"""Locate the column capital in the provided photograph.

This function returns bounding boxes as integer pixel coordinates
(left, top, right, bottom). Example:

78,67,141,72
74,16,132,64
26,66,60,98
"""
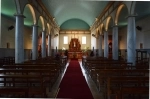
125,14,138,19
14,13,26,18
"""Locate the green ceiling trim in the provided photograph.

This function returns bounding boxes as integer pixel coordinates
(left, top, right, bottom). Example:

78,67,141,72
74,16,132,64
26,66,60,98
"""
60,19,90,30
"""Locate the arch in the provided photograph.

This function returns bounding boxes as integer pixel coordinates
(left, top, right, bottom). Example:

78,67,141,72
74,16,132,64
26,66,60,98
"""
105,16,112,31
23,4,36,25
98,26,101,35
100,23,104,35
98,25,102,35
115,4,127,25
38,16,45,31
47,23,51,34
22,4,37,26
95,28,99,37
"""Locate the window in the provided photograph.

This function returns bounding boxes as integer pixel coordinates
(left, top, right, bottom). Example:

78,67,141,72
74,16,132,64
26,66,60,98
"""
82,36,86,44
64,36,68,44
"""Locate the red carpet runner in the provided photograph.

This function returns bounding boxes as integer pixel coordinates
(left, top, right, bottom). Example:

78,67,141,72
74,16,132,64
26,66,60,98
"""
57,59,94,99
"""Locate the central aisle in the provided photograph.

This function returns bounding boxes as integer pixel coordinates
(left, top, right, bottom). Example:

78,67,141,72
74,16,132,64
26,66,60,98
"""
57,59,94,99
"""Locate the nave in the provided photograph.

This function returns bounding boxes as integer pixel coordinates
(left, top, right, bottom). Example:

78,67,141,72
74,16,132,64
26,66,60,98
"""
0,55,148,99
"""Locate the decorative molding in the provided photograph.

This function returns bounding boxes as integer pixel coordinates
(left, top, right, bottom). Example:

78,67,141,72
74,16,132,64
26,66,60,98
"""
59,30,91,34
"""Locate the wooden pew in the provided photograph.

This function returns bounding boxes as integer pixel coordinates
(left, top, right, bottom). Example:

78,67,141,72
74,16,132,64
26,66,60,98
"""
0,74,46,97
0,68,59,90
2,63,64,89
3,63,63,73
106,76,149,99
93,69,149,92
19,61,66,72
85,62,133,75
2,65,60,77
82,56,149,99
82,56,107,67
0,87,29,98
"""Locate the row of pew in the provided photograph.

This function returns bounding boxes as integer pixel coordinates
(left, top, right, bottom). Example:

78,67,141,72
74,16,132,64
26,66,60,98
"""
0,56,67,98
0,57,15,66
82,56,149,99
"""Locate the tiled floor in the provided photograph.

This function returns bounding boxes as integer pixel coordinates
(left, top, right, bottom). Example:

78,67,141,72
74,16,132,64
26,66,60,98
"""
47,59,103,99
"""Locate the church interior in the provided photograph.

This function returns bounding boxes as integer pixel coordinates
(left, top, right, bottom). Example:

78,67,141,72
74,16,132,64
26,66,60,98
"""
0,0,149,98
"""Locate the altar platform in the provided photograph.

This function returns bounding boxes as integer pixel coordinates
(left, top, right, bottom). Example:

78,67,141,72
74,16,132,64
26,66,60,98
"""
68,51,82,59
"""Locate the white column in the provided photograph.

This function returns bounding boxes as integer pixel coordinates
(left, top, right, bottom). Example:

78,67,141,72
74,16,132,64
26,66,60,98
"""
104,31,108,58
99,35,103,57
48,34,51,56
42,31,46,58
112,26,118,60
127,15,136,65
15,14,25,63
32,25,38,60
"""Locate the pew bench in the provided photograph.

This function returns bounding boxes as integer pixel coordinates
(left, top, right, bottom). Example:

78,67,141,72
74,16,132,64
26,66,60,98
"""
0,87,29,98
0,68,60,92
95,69,149,92
0,74,47,98
105,76,149,99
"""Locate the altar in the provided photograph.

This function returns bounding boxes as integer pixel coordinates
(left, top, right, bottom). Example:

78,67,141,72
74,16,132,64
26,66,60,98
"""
68,38,82,59
68,51,82,59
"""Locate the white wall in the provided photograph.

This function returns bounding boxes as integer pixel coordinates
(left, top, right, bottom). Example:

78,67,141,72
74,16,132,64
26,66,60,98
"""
0,16,32,59
136,16,150,49
53,30,59,50
1,15,32,49
91,30,97,50
24,27,32,49
1,16,15,48
119,27,127,49
119,16,150,50
91,35,97,50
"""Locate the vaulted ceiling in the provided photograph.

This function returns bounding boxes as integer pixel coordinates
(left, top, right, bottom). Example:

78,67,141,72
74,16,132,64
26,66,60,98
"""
1,0,150,31
42,0,108,30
